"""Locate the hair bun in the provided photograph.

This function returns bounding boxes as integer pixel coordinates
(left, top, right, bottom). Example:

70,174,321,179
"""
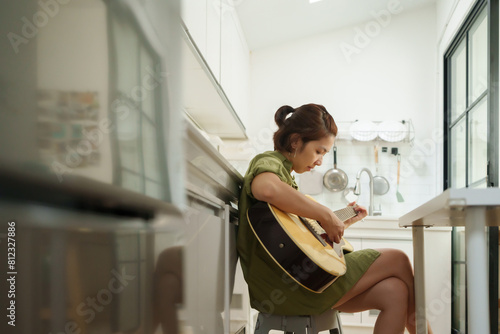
275,105,295,127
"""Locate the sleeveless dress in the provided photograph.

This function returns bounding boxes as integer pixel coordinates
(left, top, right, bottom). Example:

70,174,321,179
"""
237,150,380,315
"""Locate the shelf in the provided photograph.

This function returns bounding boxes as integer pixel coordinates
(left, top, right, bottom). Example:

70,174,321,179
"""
336,119,415,144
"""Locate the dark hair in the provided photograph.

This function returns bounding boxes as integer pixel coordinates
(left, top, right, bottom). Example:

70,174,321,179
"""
273,103,337,153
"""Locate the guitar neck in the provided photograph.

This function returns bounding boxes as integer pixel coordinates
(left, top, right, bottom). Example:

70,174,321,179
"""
333,206,357,222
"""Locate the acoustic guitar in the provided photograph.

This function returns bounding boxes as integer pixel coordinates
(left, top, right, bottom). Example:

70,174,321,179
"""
247,196,357,293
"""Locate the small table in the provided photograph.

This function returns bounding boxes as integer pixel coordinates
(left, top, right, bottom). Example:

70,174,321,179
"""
399,188,500,334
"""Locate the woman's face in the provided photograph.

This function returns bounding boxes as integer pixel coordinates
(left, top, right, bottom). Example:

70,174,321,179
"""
291,135,335,173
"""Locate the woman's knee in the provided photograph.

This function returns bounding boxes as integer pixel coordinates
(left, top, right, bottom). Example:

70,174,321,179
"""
380,248,412,273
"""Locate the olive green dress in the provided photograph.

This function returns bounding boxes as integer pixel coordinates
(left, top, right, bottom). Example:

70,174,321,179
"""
237,150,380,315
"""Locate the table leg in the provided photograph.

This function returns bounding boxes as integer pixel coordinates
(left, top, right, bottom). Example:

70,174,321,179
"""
465,207,490,334
413,226,427,334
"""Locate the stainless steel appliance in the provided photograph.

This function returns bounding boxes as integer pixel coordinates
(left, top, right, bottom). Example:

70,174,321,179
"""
0,0,187,333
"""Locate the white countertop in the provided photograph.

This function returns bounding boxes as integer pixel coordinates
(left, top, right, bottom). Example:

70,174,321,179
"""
398,187,500,334
399,188,500,227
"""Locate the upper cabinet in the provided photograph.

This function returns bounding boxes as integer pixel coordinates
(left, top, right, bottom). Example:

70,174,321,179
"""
206,0,221,81
181,0,249,139
220,7,250,127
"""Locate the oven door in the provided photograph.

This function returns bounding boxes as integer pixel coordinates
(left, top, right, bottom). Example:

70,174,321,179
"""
1,199,185,334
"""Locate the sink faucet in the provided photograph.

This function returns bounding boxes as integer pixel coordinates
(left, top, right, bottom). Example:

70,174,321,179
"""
353,168,374,216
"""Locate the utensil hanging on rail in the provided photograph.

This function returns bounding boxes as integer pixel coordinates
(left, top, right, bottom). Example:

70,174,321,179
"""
323,145,348,192
396,154,404,202
373,145,390,195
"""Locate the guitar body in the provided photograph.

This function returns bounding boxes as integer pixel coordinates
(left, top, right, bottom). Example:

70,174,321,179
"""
247,199,355,293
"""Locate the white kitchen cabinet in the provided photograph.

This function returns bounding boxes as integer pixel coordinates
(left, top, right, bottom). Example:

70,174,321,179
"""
180,0,207,57
340,217,451,334
340,218,414,333
182,122,242,333
221,9,250,125
206,0,222,81
180,0,250,133
183,202,228,333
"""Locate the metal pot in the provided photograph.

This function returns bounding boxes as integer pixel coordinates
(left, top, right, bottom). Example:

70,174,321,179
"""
373,176,390,195
323,146,348,192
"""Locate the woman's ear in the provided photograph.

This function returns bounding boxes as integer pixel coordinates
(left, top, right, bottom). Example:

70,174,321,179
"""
289,133,302,150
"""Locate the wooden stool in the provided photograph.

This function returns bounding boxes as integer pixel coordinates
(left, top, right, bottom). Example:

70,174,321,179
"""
254,309,342,334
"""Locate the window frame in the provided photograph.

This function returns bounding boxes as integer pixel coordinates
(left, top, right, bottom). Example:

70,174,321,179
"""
443,0,499,332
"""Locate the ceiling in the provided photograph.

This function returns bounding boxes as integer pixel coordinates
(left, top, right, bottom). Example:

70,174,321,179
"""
234,0,436,50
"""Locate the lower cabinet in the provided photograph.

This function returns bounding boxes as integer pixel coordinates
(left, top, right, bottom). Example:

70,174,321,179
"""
340,217,451,334
339,231,413,333
182,191,239,334
183,198,226,333
182,123,242,333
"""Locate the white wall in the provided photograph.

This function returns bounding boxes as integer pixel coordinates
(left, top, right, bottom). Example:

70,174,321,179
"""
242,4,439,217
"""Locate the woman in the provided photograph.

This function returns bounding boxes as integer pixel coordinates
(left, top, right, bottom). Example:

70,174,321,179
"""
237,104,431,334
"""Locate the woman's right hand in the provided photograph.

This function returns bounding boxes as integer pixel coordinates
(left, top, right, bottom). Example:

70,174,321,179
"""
321,210,345,244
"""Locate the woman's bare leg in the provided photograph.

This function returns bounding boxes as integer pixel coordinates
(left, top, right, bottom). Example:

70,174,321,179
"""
335,277,408,334
332,248,433,334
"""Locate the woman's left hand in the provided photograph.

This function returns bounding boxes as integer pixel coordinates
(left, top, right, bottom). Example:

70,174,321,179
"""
343,202,367,227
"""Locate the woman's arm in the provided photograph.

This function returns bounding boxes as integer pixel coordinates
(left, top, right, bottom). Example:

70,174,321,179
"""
251,172,345,243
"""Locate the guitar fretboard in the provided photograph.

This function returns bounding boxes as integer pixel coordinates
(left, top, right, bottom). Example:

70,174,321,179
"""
333,206,357,222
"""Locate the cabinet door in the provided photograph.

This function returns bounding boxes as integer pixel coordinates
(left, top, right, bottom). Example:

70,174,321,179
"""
184,200,226,333
205,0,221,81
181,0,207,56
339,238,413,328
220,9,250,123
220,10,236,109
359,239,413,327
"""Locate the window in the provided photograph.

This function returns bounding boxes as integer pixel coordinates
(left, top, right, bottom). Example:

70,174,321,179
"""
444,0,499,332
445,5,488,189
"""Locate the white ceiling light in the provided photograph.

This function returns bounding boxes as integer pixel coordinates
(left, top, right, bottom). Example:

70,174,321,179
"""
309,0,324,3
